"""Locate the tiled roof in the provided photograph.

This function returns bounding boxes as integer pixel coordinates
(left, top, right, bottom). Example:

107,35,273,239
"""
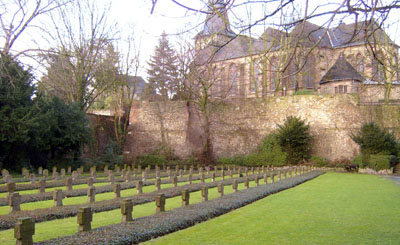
319,54,364,84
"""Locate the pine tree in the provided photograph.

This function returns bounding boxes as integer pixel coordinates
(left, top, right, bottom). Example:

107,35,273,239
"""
147,32,179,99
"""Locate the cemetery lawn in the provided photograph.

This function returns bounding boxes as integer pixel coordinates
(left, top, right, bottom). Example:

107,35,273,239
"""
146,172,400,244
0,177,256,244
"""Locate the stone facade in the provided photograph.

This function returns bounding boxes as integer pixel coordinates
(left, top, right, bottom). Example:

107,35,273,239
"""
124,96,400,162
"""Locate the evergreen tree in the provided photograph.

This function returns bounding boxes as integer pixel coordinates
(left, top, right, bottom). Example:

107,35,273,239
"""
147,32,179,99
0,54,92,170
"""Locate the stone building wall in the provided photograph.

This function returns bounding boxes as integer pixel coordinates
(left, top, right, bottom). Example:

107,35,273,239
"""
123,95,400,162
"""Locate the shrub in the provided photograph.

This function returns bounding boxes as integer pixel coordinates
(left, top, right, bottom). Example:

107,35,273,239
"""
352,155,364,168
136,153,167,167
310,156,329,167
367,154,396,171
293,89,317,95
351,122,397,156
275,116,312,164
218,155,246,166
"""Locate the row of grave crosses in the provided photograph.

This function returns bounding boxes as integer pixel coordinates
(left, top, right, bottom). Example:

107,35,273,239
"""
6,166,314,216
12,165,315,245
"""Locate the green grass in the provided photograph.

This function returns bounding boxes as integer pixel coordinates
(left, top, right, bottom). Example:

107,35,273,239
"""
0,178,257,244
145,172,400,244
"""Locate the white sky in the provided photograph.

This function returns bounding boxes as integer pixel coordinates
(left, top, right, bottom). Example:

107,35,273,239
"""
5,0,400,80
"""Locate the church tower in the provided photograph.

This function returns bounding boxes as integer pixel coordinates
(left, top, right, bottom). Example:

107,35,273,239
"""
195,0,235,50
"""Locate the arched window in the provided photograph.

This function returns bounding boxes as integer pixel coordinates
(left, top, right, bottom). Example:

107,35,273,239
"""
229,64,238,96
356,53,364,74
304,55,314,88
372,56,385,82
210,66,218,97
270,57,278,91
251,61,262,93
394,54,399,81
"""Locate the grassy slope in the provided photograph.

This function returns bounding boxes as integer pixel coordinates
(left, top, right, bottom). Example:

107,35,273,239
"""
0,178,256,244
146,172,400,245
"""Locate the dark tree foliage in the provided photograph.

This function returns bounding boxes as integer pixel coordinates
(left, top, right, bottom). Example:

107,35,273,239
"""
351,122,397,155
0,55,92,171
0,55,36,169
276,116,312,165
147,32,180,99
32,96,93,167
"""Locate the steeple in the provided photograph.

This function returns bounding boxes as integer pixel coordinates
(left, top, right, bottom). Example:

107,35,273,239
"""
202,0,235,37
195,0,235,49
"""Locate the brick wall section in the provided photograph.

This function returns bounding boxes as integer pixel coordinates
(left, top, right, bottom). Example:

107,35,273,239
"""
122,95,400,161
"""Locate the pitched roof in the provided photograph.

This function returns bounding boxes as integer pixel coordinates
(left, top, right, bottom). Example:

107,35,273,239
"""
320,54,364,84
328,19,396,48
196,0,235,39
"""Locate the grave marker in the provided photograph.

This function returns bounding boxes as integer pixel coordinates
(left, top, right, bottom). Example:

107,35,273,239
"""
181,189,190,207
14,217,35,245
9,193,21,213
87,186,96,203
38,180,45,193
232,180,238,192
136,180,143,194
218,183,224,197
201,186,208,201
53,189,64,207
155,194,165,213
121,199,133,223
172,176,178,187
65,178,73,191
155,177,161,191
77,207,92,232
114,183,121,198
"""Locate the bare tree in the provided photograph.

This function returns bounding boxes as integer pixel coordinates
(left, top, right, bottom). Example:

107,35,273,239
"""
0,0,72,56
39,0,117,110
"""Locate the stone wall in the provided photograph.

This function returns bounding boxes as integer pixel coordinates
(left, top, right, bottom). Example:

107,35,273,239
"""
123,95,400,162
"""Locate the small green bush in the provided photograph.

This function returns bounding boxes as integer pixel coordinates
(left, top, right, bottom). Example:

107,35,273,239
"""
352,155,364,168
367,154,396,171
310,156,329,167
276,116,312,164
293,89,317,95
136,154,167,166
218,155,246,166
351,122,397,155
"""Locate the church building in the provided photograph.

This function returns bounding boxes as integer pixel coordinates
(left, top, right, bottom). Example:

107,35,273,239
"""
193,0,400,103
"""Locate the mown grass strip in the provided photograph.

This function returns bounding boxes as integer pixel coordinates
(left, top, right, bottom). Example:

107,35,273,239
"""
146,172,400,244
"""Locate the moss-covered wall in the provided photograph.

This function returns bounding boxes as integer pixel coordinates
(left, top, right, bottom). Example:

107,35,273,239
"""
123,95,400,161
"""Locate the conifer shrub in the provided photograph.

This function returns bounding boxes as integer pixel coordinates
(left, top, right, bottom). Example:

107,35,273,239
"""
310,156,330,167
368,154,397,171
275,116,312,164
351,122,397,156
